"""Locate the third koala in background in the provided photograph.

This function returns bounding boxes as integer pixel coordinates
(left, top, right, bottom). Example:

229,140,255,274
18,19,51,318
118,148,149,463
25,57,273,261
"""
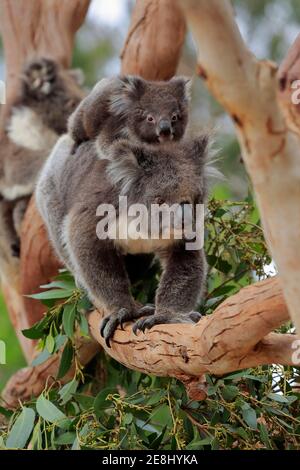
0,57,84,261
36,127,210,346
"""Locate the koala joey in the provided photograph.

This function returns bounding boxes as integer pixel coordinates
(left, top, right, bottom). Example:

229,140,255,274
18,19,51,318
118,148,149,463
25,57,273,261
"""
36,128,209,347
0,57,84,260
68,74,191,151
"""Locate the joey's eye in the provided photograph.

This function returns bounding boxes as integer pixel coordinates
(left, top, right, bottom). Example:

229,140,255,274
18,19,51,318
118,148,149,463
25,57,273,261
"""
147,114,155,123
171,113,178,122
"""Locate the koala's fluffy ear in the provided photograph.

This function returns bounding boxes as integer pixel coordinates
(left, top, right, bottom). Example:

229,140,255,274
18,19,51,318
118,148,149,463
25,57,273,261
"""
110,141,148,168
170,76,192,101
106,140,143,194
109,75,146,117
191,135,222,182
68,78,113,144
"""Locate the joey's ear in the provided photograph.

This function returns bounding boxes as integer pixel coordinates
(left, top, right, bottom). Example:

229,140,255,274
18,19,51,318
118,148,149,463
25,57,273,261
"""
113,141,152,170
109,75,146,117
170,76,192,101
190,134,222,182
106,141,143,194
119,75,146,100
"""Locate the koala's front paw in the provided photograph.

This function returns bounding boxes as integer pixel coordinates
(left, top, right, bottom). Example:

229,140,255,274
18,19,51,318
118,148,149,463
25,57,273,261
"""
132,310,202,335
23,58,57,98
100,304,155,347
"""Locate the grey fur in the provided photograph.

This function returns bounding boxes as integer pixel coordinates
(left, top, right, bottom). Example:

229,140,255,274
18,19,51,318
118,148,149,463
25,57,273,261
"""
36,131,209,347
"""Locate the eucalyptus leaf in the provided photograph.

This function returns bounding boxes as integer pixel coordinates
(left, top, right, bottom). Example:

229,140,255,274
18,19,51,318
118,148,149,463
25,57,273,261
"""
27,289,74,300
36,395,67,424
6,407,35,449
63,304,77,338
57,340,74,379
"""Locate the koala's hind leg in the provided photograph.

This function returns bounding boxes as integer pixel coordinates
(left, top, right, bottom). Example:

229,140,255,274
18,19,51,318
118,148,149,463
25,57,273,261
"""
133,245,206,334
65,208,154,347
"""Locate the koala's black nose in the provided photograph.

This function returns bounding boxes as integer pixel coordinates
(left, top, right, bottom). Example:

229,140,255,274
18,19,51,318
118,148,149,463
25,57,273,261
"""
158,119,171,136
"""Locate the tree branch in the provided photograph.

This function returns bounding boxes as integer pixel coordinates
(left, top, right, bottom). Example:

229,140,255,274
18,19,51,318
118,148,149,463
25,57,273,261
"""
88,276,295,400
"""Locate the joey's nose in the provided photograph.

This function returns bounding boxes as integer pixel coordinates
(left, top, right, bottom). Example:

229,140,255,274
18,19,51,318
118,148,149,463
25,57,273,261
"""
158,119,171,136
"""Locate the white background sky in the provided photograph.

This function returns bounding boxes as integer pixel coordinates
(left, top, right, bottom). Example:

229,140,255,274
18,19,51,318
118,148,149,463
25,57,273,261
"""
87,0,128,26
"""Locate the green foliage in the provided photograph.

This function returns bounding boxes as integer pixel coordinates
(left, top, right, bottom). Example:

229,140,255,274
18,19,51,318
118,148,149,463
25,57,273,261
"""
204,196,271,313
1,364,299,450
0,197,299,449
0,295,25,391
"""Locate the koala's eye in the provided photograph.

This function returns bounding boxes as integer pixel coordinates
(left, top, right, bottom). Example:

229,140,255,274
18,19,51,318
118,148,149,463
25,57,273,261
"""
171,113,178,122
147,114,155,123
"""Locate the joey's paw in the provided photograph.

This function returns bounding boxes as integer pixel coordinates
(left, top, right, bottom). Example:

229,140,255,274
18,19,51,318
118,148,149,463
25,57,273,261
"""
23,58,57,98
100,305,155,347
132,310,202,335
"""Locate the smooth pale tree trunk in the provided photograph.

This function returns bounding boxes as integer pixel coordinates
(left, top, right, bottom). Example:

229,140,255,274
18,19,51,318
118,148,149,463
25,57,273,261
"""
178,0,300,337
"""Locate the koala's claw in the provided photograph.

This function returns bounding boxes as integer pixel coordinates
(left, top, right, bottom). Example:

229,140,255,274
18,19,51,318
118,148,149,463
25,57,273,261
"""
132,310,202,335
189,311,202,323
100,305,155,347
